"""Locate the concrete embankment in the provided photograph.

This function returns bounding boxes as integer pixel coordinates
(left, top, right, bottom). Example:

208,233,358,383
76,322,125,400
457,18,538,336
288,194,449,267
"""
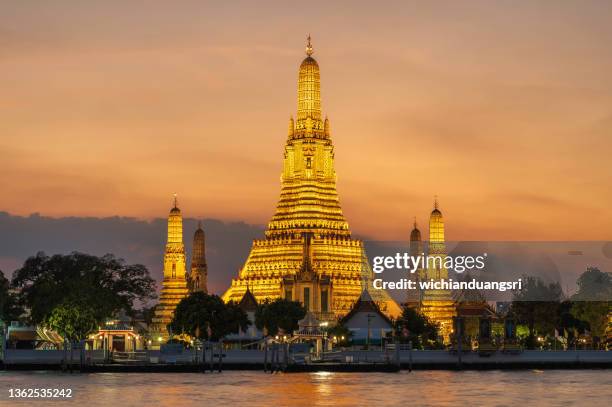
2,350,611,372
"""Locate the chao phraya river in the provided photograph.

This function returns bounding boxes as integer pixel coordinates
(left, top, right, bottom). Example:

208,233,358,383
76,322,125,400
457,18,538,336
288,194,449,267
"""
1,370,611,406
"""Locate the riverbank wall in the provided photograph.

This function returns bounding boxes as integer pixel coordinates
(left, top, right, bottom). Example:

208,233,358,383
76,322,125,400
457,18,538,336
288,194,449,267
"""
2,350,611,372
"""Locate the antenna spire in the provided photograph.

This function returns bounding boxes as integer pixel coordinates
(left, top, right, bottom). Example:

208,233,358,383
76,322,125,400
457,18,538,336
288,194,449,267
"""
434,195,439,210
173,193,178,209
306,34,313,56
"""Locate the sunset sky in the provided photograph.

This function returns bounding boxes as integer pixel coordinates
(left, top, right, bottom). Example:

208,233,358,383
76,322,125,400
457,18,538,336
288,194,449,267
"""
2,1,612,241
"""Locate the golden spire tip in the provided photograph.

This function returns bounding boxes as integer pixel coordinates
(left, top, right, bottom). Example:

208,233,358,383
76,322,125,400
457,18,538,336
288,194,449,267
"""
306,34,313,57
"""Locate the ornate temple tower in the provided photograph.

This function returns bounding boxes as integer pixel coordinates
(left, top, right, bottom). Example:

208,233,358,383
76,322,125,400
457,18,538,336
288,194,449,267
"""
222,37,401,320
151,196,190,340
420,198,456,341
190,221,208,293
405,219,423,308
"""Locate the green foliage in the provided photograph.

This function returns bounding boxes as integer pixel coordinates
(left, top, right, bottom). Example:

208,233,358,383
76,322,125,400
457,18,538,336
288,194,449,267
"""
170,292,250,341
570,268,611,344
491,321,505,338
255,298,306,336
558,300,587,332
394,307,440,349
510,276,563,349
516,324,529,339
46,299,98,342
572,267,612,301
12,252,157,326
571,302,609,339
0,270,23,323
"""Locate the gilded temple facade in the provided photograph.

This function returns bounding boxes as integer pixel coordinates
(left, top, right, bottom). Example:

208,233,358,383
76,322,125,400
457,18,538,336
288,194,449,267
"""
419,199,456,340
151,197,190,340
222,38,401,320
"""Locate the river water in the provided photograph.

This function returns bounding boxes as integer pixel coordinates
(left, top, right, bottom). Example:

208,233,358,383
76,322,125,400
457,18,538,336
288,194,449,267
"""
1,370,611,406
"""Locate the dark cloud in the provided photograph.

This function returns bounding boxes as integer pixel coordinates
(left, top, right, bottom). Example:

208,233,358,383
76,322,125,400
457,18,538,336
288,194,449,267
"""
2,212,610,303
0,212,264,297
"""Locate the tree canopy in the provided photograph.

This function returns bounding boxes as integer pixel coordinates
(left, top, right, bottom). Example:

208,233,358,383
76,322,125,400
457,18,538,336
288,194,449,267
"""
570,267,611,343
255,298,306,336
0,270,24,323
170,291,250,341
12,252,157,327
572,267,612,301
46,299,98,342
511,275,563,348
394,306,439,348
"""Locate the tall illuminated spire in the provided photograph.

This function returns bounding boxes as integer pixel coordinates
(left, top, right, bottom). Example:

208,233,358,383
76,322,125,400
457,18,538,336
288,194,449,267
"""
295,35,323,135
422,195,454,342
151,195,190,342
167,195,183,245
223,39,401,320
429,196,444,245
271,36,347,236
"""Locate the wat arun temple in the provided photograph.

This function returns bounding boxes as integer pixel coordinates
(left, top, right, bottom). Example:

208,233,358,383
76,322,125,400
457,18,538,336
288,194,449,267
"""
221,38,402,321
151,38,463,341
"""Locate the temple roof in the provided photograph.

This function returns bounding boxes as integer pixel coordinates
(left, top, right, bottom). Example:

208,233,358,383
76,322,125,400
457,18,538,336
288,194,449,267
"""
295,311,325,337
298,311,321,329
454,281,497,318
238,288,258,312
340,289,393,326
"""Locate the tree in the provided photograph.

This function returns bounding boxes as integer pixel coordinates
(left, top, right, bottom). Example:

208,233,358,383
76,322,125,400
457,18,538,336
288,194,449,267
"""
255,298,306,336
170,292,250,341
46,298,98,369
12,252,157,327
510,276,563,349
46,299,98,342
570,268,611,348
572,267,612,301
558,300,587,339
0,270,23,323
394,307,439,349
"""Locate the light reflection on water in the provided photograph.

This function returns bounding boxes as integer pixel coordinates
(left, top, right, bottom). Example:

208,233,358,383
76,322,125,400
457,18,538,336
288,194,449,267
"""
1,370,611,406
